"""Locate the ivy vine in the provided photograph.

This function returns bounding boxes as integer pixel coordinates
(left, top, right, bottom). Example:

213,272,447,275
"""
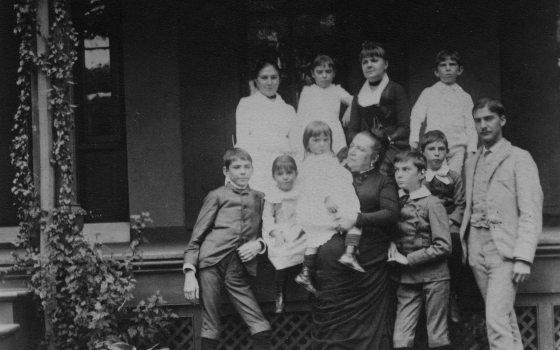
11,1,176,349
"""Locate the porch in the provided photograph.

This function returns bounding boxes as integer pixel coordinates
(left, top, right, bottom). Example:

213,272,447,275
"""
1,0,560,349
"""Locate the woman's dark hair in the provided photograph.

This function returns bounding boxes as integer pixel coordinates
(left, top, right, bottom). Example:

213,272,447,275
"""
359,41,388,63
252,58,281,80
473,97,506,117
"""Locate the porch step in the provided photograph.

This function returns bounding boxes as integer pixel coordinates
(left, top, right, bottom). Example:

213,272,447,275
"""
0,288,32,324
0,323,21,350
0,323,20,339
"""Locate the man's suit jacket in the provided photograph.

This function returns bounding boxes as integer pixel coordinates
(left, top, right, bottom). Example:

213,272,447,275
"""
459,139,543,264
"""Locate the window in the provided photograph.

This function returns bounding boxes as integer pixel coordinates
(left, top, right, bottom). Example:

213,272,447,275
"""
74,0,129,225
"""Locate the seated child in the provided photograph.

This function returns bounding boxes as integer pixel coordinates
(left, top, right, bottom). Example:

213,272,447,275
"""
409,49,477,174
421,130,466,323
295,121,364,295
183,148,271,350
262,155,306,313
389,150,451,350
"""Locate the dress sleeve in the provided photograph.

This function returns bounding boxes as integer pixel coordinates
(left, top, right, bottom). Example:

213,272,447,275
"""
336,85,353,106
356,176,399,229
235,97,253,150
183,190,221,267
261,199,277,246
347,96,361,141
409,89,429,147
387,83,410,142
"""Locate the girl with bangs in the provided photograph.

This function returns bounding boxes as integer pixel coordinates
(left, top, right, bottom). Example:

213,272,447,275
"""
294,121,365,294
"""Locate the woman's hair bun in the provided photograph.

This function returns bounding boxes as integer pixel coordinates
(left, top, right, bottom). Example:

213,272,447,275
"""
369,127,389,148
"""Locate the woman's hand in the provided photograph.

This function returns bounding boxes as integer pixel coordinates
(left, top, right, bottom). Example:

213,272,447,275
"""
183,270,199,304
237,240,262,262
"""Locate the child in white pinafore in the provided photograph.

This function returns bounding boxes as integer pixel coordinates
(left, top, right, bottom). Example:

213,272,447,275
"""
262,155,305,313
297,55,352,155
295,121,364,294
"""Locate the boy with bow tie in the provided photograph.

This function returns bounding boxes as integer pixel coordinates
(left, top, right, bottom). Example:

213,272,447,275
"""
421,130,466,323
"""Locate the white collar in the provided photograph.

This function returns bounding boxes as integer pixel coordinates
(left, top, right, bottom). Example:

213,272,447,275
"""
399,185,431,200
434,81,463,93
425,161,451,184
357,74,389,107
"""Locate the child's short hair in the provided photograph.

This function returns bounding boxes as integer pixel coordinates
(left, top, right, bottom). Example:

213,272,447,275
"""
252,58,281,80
272,155,298,176
311,55,335,70
420,130,449,152
223,148,252,169
302,121,333,155
473,97,506,117
394,150,427,172
359,41,387,63
434,49,462,68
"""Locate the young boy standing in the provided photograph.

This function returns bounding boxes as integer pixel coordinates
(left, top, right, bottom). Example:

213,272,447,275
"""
421,130,466,323
389,150,452,350
409,50,477,174
183,148,271,350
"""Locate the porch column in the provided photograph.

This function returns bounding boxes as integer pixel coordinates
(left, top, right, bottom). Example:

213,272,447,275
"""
31,0,54,252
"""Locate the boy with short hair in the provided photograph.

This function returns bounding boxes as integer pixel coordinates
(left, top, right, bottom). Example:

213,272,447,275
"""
389,150,452,350
409,49,477,174
183,148,271,350
421,130,466,323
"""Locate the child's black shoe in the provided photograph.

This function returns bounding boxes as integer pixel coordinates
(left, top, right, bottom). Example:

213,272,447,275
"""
274,281,285,313
338,246,366,273
295,266,317,294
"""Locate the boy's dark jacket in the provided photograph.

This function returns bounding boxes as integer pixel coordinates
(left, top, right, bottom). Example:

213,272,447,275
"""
184,184,265,276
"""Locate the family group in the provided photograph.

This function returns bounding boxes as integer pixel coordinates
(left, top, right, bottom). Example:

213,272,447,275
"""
183,42,543,350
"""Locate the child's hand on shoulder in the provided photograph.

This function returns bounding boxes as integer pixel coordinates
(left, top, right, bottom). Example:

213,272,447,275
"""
237,240,263,262
387,244,409,266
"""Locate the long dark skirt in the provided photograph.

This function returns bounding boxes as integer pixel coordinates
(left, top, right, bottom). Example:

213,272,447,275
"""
312,234,393,350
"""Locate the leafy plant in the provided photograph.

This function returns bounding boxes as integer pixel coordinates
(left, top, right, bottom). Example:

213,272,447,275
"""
11,1,177,349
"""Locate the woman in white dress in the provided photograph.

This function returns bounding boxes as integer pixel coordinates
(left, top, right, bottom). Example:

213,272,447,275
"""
235,59,299,193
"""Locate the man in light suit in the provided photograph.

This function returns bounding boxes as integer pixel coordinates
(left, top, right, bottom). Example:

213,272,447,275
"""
459,98,542,350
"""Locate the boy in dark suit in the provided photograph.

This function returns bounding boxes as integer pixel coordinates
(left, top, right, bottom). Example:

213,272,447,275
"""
183,148,271,350
389,150,452,350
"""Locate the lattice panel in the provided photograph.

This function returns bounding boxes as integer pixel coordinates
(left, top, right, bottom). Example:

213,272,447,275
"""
554,306,560,350
516,306,537,350
219,311,313,350
165,316,194,350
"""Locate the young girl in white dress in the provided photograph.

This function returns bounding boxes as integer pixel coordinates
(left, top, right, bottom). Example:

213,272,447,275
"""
295,121,365,294
262,155,305,313
297,55,352,155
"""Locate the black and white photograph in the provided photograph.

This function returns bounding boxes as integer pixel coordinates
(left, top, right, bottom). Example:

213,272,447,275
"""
0,0,559,349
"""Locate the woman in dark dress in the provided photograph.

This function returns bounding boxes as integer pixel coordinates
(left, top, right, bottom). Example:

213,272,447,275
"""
347,42,410,176
312,130,399,350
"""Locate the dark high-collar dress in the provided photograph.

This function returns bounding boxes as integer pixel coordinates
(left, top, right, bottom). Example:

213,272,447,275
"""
347,80,410,176
312,168,399,350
